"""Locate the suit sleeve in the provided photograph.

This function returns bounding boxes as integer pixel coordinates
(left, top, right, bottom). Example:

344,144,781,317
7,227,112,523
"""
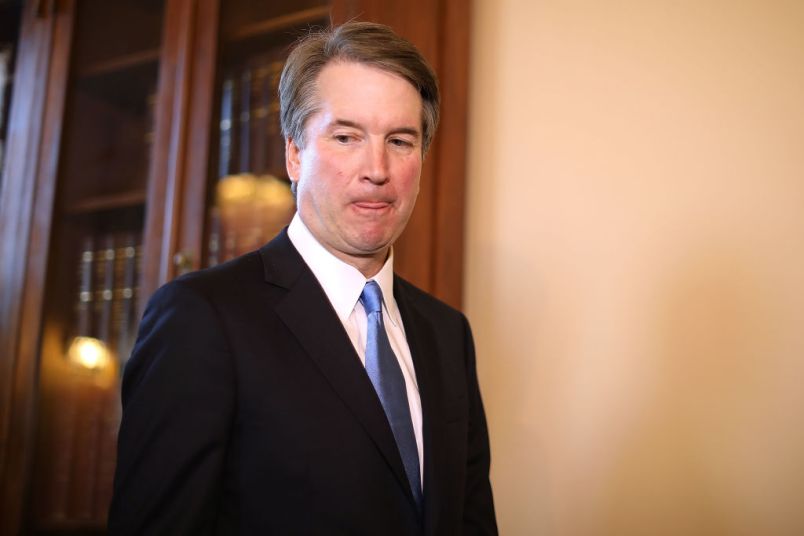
461,315,499,535
108,280,235,535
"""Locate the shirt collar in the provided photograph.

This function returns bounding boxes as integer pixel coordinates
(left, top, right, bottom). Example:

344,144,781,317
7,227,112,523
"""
287,213,401,327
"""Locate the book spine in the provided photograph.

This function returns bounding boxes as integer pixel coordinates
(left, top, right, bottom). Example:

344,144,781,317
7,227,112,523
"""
238,67,252,173
206,206,221,268
76,236,94,337
218,74,235,178
250,61,272,176
110,235,125,358
96,234,116,344
133,241,143,330
116,232,138,365
267,57,286,178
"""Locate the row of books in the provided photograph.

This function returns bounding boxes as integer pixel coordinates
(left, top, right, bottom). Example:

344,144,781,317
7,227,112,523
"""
210,45,298,267
35,231,144,524
74,231,143,364
218,49,287,179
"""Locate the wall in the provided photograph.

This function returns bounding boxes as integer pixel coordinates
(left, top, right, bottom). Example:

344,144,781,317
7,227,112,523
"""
464,1,804,534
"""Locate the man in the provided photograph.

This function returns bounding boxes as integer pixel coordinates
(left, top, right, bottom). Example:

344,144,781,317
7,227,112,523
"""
109,22,496,535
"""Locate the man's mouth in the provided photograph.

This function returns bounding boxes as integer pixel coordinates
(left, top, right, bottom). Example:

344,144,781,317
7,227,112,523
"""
353,201,392,210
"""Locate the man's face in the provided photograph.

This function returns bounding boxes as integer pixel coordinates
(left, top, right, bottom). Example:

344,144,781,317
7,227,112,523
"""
286,61,423,274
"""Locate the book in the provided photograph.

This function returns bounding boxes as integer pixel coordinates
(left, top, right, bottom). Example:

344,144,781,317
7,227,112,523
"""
238,68,252,173
95,234,115,344
249,61,272,176
266,57,286,177
245,49,287,178
76,236,95,337
206,206,221,267
115,232,139,364
218,73,237,178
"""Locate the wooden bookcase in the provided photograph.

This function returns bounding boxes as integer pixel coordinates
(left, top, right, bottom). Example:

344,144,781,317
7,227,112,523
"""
0,0,470,534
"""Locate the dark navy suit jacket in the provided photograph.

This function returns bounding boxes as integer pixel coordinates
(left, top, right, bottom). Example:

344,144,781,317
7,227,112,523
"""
109,229,496,535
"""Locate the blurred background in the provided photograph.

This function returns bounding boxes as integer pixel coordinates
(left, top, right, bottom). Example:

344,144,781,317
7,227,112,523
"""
1,0,803,534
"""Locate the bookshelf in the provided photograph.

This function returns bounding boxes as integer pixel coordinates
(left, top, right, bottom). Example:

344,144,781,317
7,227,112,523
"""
203,2,330,266
29,0,163,531
0,0,470,534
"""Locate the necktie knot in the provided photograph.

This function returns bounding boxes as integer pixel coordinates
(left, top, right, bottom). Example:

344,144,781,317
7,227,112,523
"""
360,280,384,315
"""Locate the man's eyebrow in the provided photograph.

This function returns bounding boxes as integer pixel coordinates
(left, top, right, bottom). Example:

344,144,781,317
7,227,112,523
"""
388,127,421,139
330,118,362,130
329,119,421,138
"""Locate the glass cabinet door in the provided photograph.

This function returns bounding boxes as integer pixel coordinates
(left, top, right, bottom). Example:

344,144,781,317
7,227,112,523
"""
31,1,165,532
202,0,330,267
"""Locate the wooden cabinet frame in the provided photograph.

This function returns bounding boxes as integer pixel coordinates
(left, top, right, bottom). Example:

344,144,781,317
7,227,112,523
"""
0,2,75,533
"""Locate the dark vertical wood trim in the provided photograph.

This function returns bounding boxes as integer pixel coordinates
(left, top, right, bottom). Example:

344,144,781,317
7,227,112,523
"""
432,0,470,310
176,0,220,271
141,0,197,306
0,1,74,533
158,0,196,285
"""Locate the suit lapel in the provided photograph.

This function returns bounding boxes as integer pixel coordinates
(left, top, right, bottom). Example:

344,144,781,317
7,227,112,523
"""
394,278,445,535
259,232,417,510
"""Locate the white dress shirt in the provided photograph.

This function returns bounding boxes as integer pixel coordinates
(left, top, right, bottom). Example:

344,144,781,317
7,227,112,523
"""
287,214,423,484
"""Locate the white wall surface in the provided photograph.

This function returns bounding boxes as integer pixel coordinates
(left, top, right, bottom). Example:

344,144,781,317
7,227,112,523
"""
464,1,804,534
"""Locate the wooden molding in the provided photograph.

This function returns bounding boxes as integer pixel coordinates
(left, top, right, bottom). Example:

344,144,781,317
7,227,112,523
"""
0,2,75,533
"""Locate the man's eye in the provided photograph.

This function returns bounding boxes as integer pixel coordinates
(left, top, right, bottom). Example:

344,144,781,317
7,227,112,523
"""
334,134,353,143
389,138,413,148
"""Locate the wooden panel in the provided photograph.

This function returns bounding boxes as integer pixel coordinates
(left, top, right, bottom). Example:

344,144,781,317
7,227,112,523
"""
432,0,470,309
174,0,219,275
0,1,75,533
140,0,195,305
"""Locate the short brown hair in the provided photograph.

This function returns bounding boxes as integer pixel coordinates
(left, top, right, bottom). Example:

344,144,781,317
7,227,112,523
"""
279,21,440,154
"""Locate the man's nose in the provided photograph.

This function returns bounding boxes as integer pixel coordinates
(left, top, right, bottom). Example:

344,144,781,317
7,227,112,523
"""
363,139,390,184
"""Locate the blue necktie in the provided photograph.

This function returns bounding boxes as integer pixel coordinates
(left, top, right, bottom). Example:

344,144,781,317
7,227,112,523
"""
360,281,422,510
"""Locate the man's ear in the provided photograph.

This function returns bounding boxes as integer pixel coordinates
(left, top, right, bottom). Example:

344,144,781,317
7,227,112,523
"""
286,137,301,186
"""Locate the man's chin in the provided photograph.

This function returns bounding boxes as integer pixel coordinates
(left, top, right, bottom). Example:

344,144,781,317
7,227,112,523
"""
348,243,392,259
345,229,398,253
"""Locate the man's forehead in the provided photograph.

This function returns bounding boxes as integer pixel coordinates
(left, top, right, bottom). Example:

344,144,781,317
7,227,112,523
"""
307,61,423,132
